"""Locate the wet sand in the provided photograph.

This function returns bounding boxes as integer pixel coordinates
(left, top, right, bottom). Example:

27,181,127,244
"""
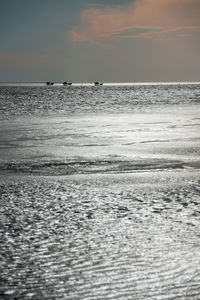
1,171,200,299
1,84,200,299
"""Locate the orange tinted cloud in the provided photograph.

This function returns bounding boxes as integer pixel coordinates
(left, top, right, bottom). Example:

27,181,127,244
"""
69,0,200,45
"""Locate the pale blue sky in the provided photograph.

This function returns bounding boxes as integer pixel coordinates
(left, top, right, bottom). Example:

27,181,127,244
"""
0,0,199,82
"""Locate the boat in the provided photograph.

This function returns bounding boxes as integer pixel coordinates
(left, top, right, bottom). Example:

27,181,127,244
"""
94,82,103,86
63,82,72,86
46,82,54,86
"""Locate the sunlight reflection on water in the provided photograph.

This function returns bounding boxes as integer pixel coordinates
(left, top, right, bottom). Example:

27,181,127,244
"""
0,84,200,299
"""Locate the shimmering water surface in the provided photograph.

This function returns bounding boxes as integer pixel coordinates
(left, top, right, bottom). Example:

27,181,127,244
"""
0,83,200,299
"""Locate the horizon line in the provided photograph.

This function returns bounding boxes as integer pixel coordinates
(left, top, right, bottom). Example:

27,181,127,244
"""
0,81,200,86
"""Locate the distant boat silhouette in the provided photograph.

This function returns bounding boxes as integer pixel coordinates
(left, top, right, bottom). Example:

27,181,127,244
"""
46,82,54,86
94,82,103,86
63,82,72,86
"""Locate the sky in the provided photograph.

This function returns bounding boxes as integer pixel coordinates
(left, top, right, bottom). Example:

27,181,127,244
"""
0,0,200,82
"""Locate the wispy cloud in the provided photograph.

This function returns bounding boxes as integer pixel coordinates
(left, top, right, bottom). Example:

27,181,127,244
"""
69,0,200,45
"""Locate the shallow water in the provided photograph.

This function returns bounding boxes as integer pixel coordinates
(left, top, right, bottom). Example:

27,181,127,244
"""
0,104,200,175
0,84,200,299
0,84,200,118
1,172,200,299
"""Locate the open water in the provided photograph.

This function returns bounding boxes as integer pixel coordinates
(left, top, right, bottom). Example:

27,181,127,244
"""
0,83,200,299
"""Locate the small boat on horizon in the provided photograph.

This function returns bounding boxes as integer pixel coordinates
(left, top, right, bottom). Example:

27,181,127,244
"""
46,82,54,86
94,82,103,86
63,82,72,86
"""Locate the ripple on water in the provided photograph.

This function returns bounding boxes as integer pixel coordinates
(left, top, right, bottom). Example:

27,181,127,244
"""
0,173,200,299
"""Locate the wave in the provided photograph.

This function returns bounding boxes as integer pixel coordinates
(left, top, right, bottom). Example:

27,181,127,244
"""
1,158,199,176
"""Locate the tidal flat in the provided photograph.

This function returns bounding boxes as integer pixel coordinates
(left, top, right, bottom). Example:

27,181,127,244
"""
0,171,200,299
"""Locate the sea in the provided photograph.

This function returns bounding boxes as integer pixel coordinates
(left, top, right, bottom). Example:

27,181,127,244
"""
0,82,200,299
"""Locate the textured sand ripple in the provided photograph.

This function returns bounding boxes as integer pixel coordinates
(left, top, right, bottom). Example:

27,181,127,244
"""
0,173,200,299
